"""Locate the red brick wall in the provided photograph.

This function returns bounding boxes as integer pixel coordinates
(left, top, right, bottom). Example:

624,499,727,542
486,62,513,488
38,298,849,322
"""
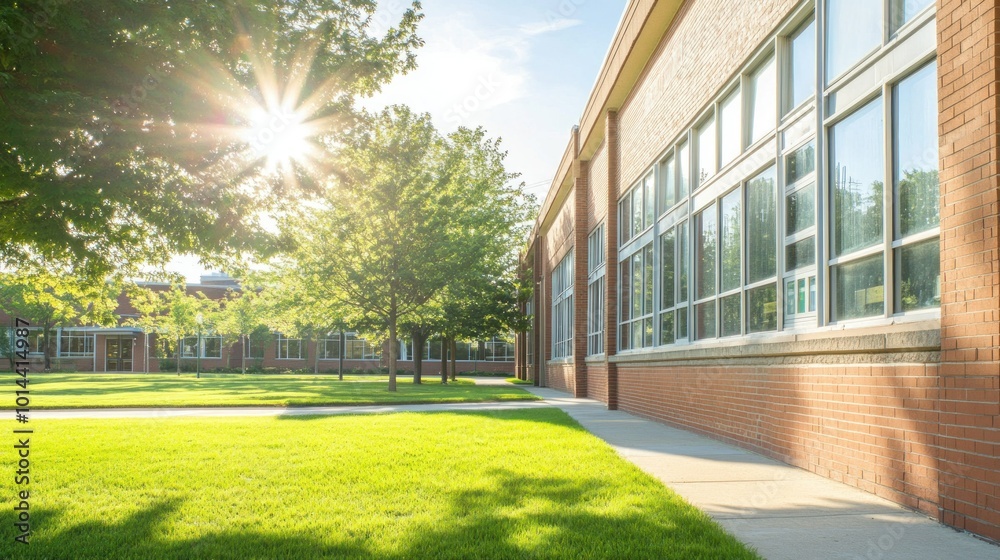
589,141,609,231
617,0,797,186
586,364,609,404
546,362,575,394
937,0,1000,540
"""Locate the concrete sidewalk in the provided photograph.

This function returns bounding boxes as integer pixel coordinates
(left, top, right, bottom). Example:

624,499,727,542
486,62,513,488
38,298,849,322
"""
518,385,998,560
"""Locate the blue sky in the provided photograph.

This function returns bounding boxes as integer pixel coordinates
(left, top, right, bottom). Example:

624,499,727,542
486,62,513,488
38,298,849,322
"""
174,1,625,281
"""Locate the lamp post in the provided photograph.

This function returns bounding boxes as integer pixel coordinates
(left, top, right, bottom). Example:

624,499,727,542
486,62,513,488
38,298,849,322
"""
196,313,203,379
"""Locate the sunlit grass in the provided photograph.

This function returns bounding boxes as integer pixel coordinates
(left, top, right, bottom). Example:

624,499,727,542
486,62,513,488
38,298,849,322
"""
0,410,760,559
11,374,537,409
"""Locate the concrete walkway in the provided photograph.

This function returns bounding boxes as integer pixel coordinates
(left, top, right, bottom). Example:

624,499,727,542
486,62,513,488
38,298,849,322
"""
516,384,999,560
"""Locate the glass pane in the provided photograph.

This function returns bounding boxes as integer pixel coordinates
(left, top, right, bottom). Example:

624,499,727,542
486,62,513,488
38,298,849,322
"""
620,322,630,351
643,245,654,315
798,278,807,313
748,284,778,333
631,319,642,349
632,253,642,318
786,142,816,186
695,205,717,299
678,141,691,197
785,237,816,272
786,183,816,235
632,187,643,237
643,317,654,348
620,261,631,322
619,197,631,243
644,174,655,230
890,0,933,34
749,56,777,143
696,301,716,340
661,229,676,309
809,276,817,312
785,280,796,318
677,308,688,340
720,189,742,292
661,155,676,212
897,238,940,311
831,98,884,257
834,253,885,320
720,88,741,166
678,224,689,302
788,19,816,113
894,62,939,238
747,167,777,283
696,116,716,185
660,311,675,345
721,294,741,337
826,0,882,83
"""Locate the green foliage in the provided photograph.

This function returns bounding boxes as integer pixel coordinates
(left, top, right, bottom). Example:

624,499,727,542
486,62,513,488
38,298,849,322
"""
0,410,762,559
0,270,119,369
0,0,423,279
124,283,220,372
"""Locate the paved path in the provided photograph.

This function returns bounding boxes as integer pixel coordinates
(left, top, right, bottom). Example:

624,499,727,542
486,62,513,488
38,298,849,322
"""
514,384,999,560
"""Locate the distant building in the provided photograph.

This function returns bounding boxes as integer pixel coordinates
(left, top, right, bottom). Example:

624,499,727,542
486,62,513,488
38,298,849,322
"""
3,273,514,375
515,0,1000,543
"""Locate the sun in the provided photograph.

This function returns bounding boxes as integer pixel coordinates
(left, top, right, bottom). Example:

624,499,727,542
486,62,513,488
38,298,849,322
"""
246,106,314,173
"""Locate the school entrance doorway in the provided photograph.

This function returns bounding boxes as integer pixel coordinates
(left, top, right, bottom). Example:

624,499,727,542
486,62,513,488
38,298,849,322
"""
105,336,133,372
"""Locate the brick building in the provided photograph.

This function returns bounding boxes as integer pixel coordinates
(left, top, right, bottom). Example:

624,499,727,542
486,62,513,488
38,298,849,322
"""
5,273,514,376
515,0,1000,542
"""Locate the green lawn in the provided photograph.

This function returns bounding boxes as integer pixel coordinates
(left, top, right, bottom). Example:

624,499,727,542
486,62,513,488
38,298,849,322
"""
506,377,534,385
8,374,538,409
0,410,760,559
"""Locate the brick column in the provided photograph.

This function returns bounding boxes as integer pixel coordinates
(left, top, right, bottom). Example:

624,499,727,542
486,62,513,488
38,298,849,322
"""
937,0,1000,541
605,110,620,410
574,156,590,398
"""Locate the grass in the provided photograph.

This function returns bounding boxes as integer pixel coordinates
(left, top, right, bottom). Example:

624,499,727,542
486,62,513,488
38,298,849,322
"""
0,409,760,559
506,377,534,385
8,373,538,409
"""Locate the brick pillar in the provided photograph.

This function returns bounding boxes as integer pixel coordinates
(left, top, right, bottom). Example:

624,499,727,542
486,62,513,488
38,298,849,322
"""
605,110,620,410
533,235,547,386
937,0,1000,541
574,155,590,399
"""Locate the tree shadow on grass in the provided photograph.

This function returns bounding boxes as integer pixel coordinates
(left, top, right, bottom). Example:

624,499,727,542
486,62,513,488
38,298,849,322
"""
392,467,762,560
0,499,373,559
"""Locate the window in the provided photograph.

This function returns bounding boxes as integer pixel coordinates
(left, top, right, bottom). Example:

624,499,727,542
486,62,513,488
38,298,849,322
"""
890,0,933,35
696,116,717,185
619,243,654,350
619,172,655,244
830,97,884,320
659,153,677,213
893,62,939,311
694,205,717,340
720,88,742,166
320,337,342,360
276,334,303,360
345,334,380,360
719,189,742,337
552,251,574,359
59,330,94,357
826,0,881,83
784,142,818,324
785,19,816,114
748,56,776,144
484,337,516,362
201,336,222,359
659,223,688,345
746,168,778,333
587,225,606,356
678,141,691,199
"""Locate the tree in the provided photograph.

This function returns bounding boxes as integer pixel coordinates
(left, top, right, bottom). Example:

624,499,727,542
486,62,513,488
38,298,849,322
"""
279,105,534,391
127,283,219,374
0,271,119,370
214,289,269,374
0,1,423,279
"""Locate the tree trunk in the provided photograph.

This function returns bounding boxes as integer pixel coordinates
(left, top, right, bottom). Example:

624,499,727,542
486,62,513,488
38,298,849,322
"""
314,334,320,374
241,334,247,374
176,336,181,375
338,331,345,381
412,330,426,384
42,325,52,371
450,339,457,382
388,311,398,392
440,336,449,384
